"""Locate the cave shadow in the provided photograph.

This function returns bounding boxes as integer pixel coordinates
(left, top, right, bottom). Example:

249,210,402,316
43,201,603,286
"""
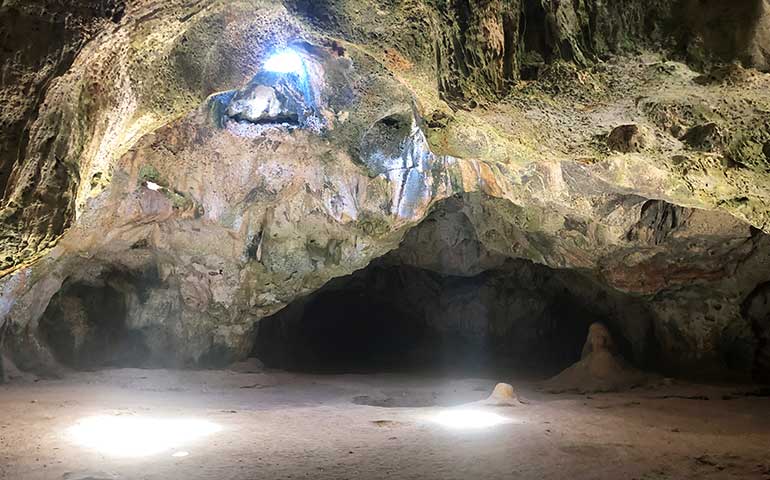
252,259,651,380
37,264,171,370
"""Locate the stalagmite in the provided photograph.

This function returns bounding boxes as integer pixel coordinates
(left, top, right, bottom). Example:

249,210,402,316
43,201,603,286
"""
543,323,649,394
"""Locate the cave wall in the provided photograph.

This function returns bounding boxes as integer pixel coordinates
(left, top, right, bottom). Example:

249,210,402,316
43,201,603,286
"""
256,194,770,381
0,1,769,381
677,0,770,72
382,195,770,380
288,0,770,108
743,282,770,383
34,264,187,369
0,1,125,271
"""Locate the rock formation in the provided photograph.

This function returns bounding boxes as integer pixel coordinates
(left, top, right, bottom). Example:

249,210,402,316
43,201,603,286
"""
0,0,769,383
543,323,649,393
483,383,524,406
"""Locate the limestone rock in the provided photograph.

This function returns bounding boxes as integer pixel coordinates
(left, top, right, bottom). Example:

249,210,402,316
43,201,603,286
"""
483,383,522,406
742,283,770,383
580,323,616,359
62,472,117,480
228,357,265,374
543,323,649,393
607,125,650,153
227,85,299,124
682,123,724,152
0,353,29,383
0,1,770,382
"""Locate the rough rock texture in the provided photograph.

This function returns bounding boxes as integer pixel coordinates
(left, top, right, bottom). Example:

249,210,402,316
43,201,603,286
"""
1,0,770,382
482,382,523,406
543,322,650,393
0,0,126,272
743,282,770,383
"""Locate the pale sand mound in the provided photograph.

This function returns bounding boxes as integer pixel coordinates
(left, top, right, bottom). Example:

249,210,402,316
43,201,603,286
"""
543,323,649,394
482,382,525,406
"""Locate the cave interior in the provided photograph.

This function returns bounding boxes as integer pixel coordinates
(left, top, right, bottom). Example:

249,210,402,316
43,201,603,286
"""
2,0,770,479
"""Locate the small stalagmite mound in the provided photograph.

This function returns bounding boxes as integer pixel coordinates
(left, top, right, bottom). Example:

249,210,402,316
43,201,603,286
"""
482,383,523,406
543,323,649,394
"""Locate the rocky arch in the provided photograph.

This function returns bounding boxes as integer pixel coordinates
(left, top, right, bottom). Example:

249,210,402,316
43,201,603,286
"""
1,1,770,385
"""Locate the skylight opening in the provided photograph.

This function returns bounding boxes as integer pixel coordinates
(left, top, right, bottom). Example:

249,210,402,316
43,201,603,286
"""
263,49,305,75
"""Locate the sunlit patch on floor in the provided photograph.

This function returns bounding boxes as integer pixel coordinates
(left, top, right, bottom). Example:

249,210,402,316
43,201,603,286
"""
429,409,511,430
66,415,222,457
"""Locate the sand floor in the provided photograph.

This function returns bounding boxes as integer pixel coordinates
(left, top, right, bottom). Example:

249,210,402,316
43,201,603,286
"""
1,367,769,480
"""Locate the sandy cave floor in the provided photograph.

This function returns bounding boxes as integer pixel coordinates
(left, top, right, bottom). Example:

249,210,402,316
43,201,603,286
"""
1,367,769,480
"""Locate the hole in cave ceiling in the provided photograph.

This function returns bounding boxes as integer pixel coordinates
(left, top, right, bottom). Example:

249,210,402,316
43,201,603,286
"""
210,45,324,133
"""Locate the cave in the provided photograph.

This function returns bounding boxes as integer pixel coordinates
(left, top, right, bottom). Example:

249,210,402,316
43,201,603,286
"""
2,1,770,479
253,258,640,379
253,265,431,374
39,278,138,369
29,263,184,372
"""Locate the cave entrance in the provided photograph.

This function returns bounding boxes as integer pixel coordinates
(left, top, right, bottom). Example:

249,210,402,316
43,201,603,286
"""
252,259,631,378
38,267,160,370
253,265,429,374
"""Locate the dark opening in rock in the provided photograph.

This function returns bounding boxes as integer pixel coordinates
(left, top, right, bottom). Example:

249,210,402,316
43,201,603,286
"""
519,0,554,76
253,259,637,378
358,111,414,175
37,268,164,370
743,282,770,383
39,282,140,369
253,267,428,373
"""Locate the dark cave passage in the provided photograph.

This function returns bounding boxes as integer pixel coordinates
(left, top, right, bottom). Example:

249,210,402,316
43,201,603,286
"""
39,280,144,369
37,266,167,370
253,259,645,378
743,282,770,384
254,280,428,374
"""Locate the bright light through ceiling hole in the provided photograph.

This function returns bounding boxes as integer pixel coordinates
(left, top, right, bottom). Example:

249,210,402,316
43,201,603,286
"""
263,49,305,74
430,409,509,430
67,415,222,458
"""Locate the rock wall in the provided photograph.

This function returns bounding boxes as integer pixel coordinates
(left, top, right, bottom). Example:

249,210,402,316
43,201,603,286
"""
0,0,769,381
0,1,126,271
386,195,769,380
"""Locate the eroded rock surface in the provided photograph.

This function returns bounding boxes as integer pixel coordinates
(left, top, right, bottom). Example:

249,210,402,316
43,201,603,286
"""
0,0,769,382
